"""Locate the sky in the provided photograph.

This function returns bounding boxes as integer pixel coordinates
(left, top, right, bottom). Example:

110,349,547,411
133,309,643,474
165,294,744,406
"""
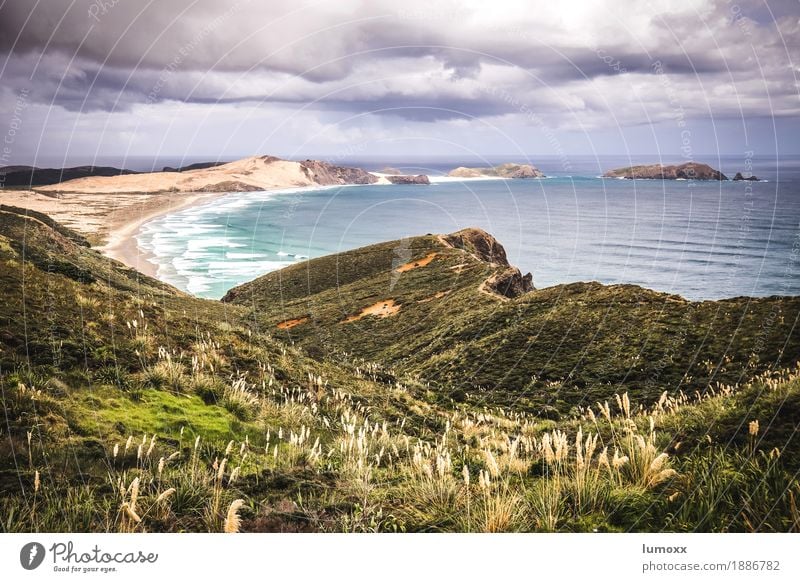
0,0,798,167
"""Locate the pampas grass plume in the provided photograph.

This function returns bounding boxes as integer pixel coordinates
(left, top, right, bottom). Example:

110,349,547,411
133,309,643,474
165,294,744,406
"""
156,488,176,503
223,499,245,533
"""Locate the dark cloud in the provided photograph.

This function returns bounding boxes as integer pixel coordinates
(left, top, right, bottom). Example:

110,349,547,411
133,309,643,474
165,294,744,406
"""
0,0,797,130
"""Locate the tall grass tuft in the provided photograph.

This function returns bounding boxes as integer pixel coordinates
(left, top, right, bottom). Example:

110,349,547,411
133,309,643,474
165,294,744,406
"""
223,499,245,533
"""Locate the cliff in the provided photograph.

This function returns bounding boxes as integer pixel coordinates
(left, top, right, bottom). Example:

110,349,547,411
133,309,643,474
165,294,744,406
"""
298,159,378,185
441,227,510,265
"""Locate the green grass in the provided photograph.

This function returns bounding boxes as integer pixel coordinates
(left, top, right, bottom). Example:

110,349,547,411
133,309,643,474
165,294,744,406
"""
69,386,251,443
1,206,799,533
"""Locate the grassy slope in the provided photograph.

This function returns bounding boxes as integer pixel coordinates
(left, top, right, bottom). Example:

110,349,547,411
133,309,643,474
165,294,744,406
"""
1,209,798,533
225,230,800,412
0,206,430,497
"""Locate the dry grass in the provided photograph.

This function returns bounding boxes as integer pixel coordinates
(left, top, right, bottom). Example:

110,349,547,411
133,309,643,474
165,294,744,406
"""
224,499,245,533
5,317,799,533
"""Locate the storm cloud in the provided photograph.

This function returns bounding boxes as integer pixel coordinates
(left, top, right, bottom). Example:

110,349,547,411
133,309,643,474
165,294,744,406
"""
0,0,797,160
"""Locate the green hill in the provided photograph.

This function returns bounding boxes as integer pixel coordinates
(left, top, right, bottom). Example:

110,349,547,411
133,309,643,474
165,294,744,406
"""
224,227,800,413
1,208,799,533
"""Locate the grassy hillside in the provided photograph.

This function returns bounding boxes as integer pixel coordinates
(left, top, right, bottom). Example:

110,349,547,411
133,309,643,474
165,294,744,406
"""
224,228,800,413
1,208,798,532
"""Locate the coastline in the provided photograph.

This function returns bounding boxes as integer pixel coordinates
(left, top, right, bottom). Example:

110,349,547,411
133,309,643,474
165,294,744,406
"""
100,182,344,283
116,177,507,290
98,191,230,278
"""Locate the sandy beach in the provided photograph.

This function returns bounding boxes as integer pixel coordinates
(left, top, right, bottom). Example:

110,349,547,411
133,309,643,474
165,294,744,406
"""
1,155,490,283
97,191,229,277
0,155,395,280
1,189,229,277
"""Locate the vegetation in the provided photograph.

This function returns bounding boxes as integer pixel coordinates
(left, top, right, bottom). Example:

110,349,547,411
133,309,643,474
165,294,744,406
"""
225,229,800,412
1,206,798,532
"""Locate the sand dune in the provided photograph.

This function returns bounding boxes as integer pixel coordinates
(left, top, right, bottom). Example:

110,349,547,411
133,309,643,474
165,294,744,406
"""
37,156,341,195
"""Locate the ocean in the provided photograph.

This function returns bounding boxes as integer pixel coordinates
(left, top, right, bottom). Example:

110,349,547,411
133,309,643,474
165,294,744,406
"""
135,155,800,300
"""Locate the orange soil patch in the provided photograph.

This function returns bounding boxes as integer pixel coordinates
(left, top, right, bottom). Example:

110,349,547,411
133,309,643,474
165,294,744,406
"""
342,299,401,323
395,252,437,272
277,316,309,330
417,290,452,303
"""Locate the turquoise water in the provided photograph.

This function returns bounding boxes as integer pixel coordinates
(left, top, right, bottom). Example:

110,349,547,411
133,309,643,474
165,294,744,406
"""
136,158,800,300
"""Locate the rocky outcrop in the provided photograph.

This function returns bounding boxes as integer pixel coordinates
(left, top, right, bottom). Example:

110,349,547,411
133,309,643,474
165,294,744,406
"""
603,162,727,180
448,163,545,179
733,172,759,181
385,174,430,185
442,227,534,299
493,163,545,179
483,267,534,299
298,159,379,185
442,227,509,266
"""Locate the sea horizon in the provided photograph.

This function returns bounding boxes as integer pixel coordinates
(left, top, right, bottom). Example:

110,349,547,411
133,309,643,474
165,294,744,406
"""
15,152,800,176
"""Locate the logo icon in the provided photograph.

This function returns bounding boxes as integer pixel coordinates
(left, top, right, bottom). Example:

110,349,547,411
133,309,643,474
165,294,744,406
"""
20,542,46,570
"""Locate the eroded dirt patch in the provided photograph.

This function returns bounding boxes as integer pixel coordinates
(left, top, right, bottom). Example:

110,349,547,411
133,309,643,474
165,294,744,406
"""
342,299,401,323
395,252,437,273
277,316,309,330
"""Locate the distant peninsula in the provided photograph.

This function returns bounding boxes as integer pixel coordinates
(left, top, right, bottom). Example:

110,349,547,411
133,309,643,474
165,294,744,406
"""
2,157,554,194
603,162,728,180
0,165,137,187
28,155,381,194
448,163,545,179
